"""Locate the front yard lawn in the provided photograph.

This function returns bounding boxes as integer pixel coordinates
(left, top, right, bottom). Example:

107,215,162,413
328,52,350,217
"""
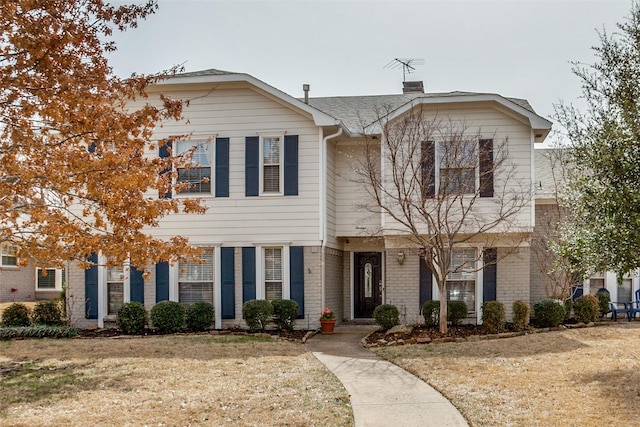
0,334,353,426
374,322,640,426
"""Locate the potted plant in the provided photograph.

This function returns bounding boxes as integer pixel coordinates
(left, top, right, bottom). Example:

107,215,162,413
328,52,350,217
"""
319,307,336,334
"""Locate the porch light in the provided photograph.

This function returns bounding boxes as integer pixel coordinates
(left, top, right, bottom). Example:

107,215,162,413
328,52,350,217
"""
396,251,405,265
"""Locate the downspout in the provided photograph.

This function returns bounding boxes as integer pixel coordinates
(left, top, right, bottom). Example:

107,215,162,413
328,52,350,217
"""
320,126,343,312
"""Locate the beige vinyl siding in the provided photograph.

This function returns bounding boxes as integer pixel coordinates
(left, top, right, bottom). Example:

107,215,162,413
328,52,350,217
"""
136,86,322,246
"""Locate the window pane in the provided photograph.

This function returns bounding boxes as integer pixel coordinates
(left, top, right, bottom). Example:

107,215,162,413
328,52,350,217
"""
179,282,214,306
265,282,283,300
263,137,280,165
447,249,476,280
589,278,605,294
1,243,17,266
264,248,282,281
108,282,124,315
177,167,211,193
107,265,124,282
263,165,280,192
179,249,214,282
446,280,475,309
618,278,632,302
37,269,57,289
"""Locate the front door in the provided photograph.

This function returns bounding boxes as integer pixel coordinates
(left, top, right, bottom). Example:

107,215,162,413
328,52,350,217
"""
354,252,382,318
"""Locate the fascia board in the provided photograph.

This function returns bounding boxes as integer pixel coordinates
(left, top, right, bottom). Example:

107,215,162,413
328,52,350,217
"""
152,73,341,128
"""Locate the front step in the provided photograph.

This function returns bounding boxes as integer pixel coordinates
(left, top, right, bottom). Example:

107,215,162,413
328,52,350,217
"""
342,318,377,326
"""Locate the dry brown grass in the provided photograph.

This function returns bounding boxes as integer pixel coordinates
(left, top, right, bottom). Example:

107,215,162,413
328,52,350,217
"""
374,323,640,426
0,335,353,426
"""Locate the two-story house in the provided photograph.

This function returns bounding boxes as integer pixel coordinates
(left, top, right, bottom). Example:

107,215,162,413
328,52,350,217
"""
63,68,556,329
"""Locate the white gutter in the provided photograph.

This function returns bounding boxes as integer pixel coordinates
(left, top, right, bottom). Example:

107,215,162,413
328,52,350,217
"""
320,127,343,310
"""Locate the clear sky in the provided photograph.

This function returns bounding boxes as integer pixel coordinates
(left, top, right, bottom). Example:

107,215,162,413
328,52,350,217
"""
108,0,631,139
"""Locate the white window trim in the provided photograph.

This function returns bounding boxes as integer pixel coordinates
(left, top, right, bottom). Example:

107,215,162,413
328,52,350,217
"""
35,268,64,291
259,135,284,196
170,246,217,305
255,245,290,300
98,255,132,325
1,242,18,268
174,137,216,197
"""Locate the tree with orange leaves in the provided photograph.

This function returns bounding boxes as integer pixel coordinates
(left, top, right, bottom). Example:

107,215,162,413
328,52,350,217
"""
0,0,203,271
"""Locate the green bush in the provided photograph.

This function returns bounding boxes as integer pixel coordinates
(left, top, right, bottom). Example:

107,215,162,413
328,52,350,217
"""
185,302,215,332
2,303,31,327
512,300,531,331
573,294,600,323
150,301,185,334
422,300,440,327
32,300,64,326
373,304,400,330
596,291,611,318
447,301,468,326
116,302,148,334
0,325,79,340
271,299,298,331
242,299,273,332
533,299,566,328
481,301,505,333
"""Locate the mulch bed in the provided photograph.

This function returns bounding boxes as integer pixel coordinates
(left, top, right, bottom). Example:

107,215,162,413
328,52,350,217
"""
77,327,313,342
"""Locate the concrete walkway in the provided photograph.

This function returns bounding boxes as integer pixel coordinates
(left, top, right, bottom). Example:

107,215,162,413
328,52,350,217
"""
307,325,469,427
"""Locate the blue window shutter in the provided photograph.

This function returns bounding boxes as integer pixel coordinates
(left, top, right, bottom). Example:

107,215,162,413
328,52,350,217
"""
130,266,144,304
85,253,99,319
483,248,497,301
245,137,259,196
215,137,230,197
242,247,256,302
155,261,170,303
284,135,299,196
159,140,172,199
88,142,97,154
221,247,235,319
479,139,494,198
290,246,304,318
421,141,435,199
419,255,433,312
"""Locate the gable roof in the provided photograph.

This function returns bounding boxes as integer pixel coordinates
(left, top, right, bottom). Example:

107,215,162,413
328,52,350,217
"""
307,92,551,141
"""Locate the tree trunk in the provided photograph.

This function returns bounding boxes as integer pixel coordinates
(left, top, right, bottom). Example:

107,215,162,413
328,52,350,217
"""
438,286,448,334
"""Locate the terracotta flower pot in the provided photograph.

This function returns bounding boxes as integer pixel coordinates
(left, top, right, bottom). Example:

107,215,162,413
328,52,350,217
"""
320,319,336,334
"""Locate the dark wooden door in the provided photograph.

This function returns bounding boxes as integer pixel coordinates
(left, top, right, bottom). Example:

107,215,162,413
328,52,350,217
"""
354,252,382,318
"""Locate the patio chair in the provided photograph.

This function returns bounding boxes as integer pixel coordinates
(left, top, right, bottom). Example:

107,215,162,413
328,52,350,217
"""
628,289,640,321
609,302,629,321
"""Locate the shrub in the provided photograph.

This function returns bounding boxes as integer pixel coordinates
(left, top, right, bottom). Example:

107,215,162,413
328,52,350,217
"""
2,303,31,327
447,301,468,326
422,300,440,327
512,300,531,331
32,300,64,326
271,299,298,331
373,304,400,330
596,291,611,318
533,299,566,327
481,301,505,333
573,294,600,323
0,325,79,340
185,302,215,332
150,301,185,334
242,299,273,332
116,302,148,334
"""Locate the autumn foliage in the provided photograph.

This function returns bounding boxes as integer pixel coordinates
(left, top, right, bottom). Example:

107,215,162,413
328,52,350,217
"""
0,0,203,270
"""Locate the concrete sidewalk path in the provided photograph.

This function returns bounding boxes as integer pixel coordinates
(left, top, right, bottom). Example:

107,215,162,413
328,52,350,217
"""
307,325,469,427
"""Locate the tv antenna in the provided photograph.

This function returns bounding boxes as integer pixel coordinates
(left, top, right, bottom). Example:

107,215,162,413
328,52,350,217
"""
384,58,424,81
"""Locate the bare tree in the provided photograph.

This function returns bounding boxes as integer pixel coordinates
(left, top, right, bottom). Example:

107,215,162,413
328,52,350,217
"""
354,107,532,333
531,148,582,300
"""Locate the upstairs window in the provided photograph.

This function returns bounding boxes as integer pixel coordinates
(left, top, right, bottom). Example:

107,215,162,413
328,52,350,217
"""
176,140,211,194
438,140,476,195
1,243,17,267
263,137,281,193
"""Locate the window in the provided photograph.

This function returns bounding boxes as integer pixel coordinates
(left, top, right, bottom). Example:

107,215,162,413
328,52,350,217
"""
618,277,632,303
1,242,17,266
178,248,214,305
176,140,211,194
263,137,281,193
438,140,476,195
107,265,124,315
264,248,283,300
589,273,605,294
446,249,476,311
36,268,65,291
